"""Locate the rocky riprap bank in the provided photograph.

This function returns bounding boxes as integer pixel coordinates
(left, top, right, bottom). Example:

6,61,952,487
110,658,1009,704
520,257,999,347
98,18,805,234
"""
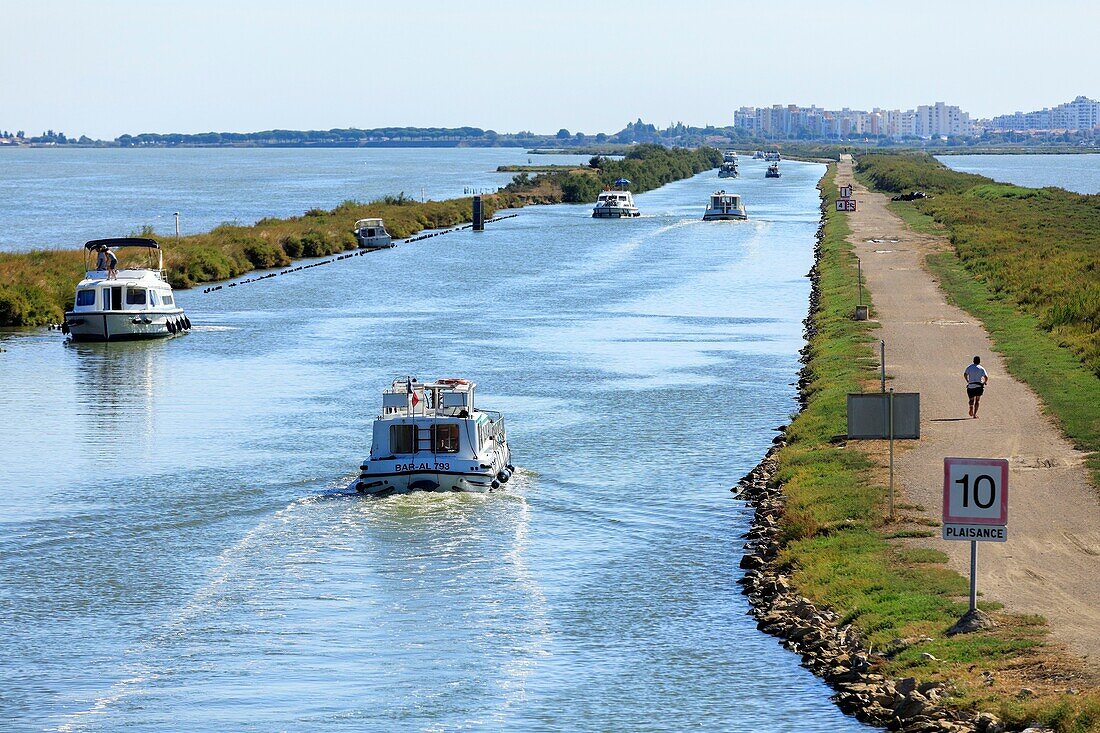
731,215,1039,733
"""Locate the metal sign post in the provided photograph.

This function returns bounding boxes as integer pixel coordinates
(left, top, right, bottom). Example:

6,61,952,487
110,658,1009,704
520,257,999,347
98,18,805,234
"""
846,390,920,521
888,389,895,519
942,457,1009,612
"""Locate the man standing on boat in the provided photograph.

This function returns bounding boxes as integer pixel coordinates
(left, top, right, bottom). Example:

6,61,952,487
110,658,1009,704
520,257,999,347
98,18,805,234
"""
964,356,989,419
104,246,118,280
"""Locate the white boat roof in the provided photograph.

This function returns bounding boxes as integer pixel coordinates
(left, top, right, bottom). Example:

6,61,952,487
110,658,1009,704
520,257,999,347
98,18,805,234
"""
76,269,169,288
379,376,487,419
355,218,386,228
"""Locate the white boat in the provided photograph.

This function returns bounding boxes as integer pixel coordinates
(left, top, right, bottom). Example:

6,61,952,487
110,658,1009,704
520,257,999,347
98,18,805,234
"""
723,150,738,163
63,238,190,342
752,150,765,159
353,377,514,496
592,178,640,218
765,162,782,178
764,150,781,162
703,191,747,220
353,218,394,249
718,161,739,178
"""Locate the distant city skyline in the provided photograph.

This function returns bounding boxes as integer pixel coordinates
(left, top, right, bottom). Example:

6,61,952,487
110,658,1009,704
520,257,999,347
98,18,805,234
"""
2,0,1098,139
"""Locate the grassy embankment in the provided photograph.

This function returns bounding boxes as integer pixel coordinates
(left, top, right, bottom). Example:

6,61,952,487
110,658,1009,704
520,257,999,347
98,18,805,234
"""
0,144,721,327
856,153,1100,484
773,163,1098,731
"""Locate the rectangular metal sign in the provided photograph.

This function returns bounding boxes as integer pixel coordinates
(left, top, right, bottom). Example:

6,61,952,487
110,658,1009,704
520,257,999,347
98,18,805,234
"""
836,199,848,212
942,524,1007,542
846,392,920,439
846,199,857,212
840,185,853,198
942,457,1009,525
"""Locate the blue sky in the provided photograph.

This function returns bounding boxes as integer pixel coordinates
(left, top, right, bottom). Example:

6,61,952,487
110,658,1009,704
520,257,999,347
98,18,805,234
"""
2,0,1096,138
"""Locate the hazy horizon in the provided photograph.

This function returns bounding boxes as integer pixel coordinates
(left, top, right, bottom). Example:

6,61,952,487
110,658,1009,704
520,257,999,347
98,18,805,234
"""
2,0,1097,139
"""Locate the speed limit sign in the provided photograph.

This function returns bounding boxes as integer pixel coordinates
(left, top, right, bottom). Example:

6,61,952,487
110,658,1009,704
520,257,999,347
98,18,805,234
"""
942,457,1008,541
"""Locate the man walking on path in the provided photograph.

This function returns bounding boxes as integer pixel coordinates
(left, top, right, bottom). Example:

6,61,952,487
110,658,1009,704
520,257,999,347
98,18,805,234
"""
964,356,988,418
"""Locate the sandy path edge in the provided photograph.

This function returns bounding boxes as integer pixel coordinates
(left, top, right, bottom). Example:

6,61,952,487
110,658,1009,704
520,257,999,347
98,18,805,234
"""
838,155,1100,672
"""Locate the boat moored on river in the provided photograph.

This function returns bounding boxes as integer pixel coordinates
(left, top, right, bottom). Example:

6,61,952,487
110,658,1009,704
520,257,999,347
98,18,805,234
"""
353,218,394,249
703,191,747,220
63,238,190,342
353,377,513,496
592,178,640,218
764,150,781,162
765,162,782,178
718,160,739,178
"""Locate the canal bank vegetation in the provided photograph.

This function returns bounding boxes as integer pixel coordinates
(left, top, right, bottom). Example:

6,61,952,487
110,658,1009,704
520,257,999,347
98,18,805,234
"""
502,144,723,203
856,153,1100,483
0,144,721,327
769,164,1098,732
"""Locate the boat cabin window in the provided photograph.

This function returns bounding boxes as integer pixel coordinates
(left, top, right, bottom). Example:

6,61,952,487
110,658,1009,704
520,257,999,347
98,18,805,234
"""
390,424,416,454
149,291,158,306
162,293,174,306
76,289,96,307
431,424,460,453
126,288,147,305
365,228,376,237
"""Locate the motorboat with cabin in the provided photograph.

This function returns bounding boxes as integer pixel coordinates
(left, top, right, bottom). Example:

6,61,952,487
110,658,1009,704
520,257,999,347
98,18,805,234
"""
764,150,781,162
718,160,739,178
592,178,640,218
353,218,394,249
703,191,747,220
765,162,782,178
752,150,765,159
63,237,190,342
723,150,738,163
352,377,514,496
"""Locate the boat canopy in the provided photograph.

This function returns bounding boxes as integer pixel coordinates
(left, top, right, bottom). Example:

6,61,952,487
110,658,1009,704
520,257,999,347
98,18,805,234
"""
355,218,385,228
84,237,160,250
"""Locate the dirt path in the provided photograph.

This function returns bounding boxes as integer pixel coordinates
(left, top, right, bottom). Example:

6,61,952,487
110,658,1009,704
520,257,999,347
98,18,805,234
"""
838,155,1100,671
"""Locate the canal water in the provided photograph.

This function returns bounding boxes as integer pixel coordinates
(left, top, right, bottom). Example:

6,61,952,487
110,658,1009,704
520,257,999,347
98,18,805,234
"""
0,157,873,732
0,147,591,252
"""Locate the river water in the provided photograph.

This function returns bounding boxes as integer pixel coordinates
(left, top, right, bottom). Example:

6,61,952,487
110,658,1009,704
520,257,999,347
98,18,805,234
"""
938,152,1100,194
0,147,591,252
0,155,873,732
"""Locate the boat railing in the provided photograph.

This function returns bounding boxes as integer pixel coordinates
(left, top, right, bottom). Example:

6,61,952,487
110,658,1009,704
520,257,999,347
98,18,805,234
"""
84,268,167,281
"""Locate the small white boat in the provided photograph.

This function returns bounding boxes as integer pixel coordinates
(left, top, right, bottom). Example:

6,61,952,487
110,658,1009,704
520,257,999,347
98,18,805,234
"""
718,161,739,178
723,150,738,163
765,162,781,178
703,191,747,221
63,238,190,342
592,178,640,218
752,150,765,159
764,150,781,162
353,377,514,496
353,218,394,249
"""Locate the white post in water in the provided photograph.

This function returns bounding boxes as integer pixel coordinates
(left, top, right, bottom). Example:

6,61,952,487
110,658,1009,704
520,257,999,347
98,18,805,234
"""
174,212,180,241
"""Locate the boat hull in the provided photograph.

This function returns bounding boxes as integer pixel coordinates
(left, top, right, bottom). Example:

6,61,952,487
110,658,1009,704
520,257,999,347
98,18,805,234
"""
64,310,188,342
355,446,512,497
702,212,748,221
356,235,394,250
592,208,641,218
